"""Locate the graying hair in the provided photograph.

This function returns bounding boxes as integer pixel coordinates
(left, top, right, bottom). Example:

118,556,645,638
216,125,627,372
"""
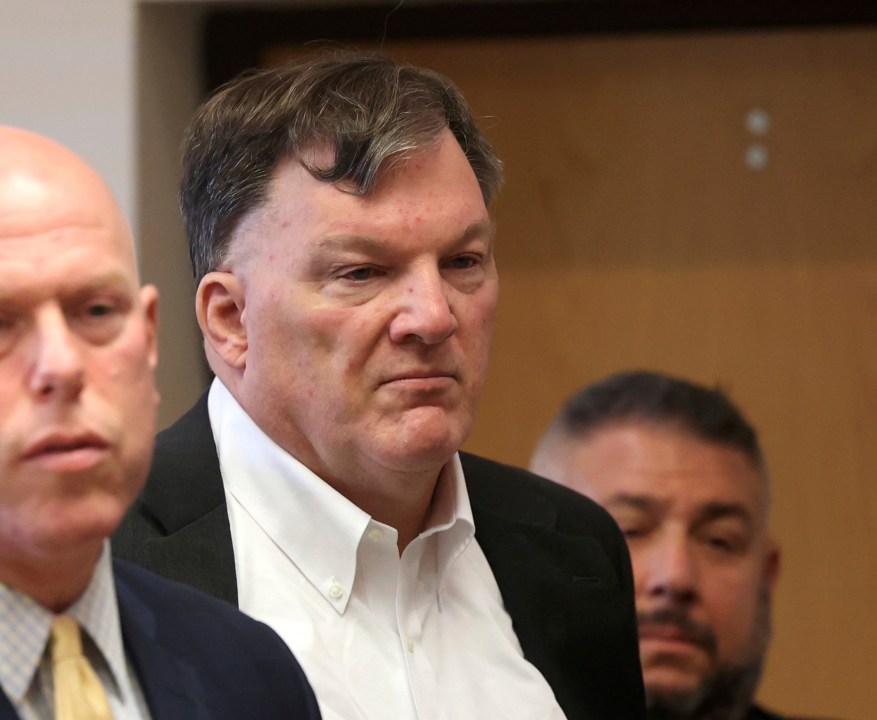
180,51,503,284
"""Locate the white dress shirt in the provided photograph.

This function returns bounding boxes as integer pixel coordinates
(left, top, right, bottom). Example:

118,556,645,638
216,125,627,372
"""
209,378,567,720
0,543,152,720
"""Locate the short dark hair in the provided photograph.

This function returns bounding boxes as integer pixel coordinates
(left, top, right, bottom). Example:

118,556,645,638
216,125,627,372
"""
180,51,503,284
547,370,764,472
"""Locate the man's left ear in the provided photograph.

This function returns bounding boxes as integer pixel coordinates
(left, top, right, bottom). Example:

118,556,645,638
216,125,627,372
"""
765,539,781,593
139,284,159,370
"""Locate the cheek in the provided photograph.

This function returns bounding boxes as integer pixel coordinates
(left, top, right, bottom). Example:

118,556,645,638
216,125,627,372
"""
94,338,159,415
462,291,499,355
703,571,764,650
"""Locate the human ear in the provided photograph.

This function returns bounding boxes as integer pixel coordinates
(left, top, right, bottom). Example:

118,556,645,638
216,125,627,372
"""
764,539,781,594
196,271,247,369
139,284,159,370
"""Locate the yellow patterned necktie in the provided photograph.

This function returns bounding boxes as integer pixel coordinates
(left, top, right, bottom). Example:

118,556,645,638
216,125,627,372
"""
51,615,113,720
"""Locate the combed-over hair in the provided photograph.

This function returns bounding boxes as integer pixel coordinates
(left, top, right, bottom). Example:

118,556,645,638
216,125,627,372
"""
180,51,504,284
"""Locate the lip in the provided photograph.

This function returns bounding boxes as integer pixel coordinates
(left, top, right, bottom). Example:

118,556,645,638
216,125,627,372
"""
639,626,705,655
22,431,111,472
380,370,458,385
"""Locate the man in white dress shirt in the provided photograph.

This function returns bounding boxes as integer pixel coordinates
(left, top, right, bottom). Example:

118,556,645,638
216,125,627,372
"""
115,52,646,720
0,125,320,720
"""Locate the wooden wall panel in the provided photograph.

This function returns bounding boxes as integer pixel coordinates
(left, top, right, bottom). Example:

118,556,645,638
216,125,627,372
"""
267,28,877,718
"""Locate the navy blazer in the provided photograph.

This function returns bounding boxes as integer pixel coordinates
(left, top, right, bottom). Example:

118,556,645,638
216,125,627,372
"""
0,560,321,720
114,393,646,720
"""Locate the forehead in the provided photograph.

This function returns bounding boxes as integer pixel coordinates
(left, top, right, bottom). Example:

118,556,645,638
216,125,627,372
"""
231,129,489,261
562,422,767,523
1,141,131,238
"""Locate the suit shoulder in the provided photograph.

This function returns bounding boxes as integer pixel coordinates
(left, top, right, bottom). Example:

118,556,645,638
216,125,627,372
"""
114,559,235,615
113,559,296,661
460,451,622,536
112,560,321,719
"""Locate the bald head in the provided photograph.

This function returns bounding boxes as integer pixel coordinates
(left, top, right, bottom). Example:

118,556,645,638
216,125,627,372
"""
0,126,137,276
0,126,158,611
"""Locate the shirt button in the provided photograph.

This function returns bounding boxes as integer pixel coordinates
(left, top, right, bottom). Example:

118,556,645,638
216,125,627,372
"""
329,582,345,599
405,636,414,653
367,528,384,542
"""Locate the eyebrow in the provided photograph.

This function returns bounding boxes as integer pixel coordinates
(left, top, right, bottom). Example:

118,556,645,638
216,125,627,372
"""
602,495,753,527
694,502,753,527
602,493,657,513
316,219,496,255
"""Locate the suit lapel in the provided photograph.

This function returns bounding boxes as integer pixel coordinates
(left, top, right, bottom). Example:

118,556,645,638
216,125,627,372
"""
139,392,238,604
115,567,205,720
468,467,618,652
463,451,628,720
0,690,18,720
144,507,238,604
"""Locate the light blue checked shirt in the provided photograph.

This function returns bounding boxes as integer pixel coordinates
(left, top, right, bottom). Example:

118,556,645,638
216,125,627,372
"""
0,542,152,720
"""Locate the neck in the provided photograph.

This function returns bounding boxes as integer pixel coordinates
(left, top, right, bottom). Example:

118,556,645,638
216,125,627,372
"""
0,544,100,612
328,466,441,553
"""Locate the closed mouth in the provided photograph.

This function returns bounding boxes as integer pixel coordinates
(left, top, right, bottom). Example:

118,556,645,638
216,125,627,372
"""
23,433,109,461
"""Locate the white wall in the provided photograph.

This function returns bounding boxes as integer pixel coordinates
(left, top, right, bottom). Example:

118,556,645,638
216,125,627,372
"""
0,0,137,222
1,0,210,425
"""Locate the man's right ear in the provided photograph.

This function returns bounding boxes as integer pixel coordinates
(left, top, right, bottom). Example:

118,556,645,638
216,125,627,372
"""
196,271,248,369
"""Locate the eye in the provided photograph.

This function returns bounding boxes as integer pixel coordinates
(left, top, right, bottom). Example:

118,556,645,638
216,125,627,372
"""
70,297,128,344
619,524,649,541
444,254,480,271
340,266,380,282
622,529,643,540
0,313,20,356
707,536,733,551
85,302,115,318
79,300,120,322
700,530,748,556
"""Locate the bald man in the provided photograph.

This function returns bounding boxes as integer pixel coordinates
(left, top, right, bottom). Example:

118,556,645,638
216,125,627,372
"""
532,371,799,720
0,126,320,720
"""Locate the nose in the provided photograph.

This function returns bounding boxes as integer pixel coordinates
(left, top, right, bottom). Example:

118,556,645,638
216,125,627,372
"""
639,531,699,605
388,266,458,345
28,307,85,401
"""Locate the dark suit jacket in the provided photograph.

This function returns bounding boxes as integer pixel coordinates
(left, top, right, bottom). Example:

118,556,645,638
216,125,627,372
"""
748,706,842,720
114,393,646,720
749,707,786,720
0,559,321,720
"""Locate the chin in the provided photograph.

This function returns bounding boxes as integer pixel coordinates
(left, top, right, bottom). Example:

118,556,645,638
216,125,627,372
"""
387,413,469,464
48,497,126,546
644,668,707,701
379,434,464,474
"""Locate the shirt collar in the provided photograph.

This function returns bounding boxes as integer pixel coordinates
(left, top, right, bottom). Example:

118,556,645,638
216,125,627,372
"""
418,454,475,586
0,542,125,702
210,378,370,614
209,377,476,608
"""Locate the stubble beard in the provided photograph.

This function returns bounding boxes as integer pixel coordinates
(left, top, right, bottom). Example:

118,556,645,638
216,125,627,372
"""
645,588,771,720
